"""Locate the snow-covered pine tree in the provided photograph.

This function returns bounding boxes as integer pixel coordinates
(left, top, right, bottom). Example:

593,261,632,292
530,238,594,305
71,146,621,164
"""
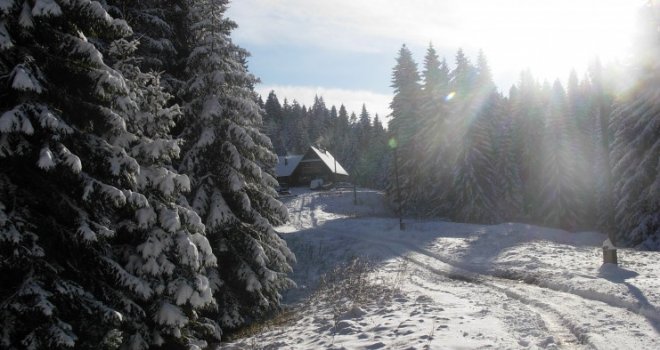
451,92,501,224
309,95,329,145
388,44,422,214
328,105,338,133
587,59,617,234
105,1,175,71
565,70,593,228
367,114,390,189
263,91,285,155
177,0,294,331
332,104,353,168
281,99,302,154
1,1,218,347
353,104,383,187
495,87,524,221
418,44,452,216
610,2,660,248
324,105,339,152
105,0,189,93
341,111,360,171
107,38,218,348
510,70,545,218
357,104,371,151
536,81,583,230
291,104,311,153
450,49,477,103
0,1,145,348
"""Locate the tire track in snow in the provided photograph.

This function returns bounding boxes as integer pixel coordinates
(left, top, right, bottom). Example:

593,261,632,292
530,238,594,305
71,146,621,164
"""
285,192,659,348
328,226,660,349
287,192,583,340
332,228,592,349
348,229,660,326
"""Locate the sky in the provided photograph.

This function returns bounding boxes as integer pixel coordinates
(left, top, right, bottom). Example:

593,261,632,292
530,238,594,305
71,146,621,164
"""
227,0,643,120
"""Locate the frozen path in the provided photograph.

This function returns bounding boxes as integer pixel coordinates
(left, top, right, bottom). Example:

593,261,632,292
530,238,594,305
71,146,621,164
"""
332,224,658,349
225,189,660,349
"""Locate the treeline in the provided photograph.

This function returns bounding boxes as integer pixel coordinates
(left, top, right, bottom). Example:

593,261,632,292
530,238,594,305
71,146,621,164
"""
389,4,658,248
261,93,391,189
0,1,293,349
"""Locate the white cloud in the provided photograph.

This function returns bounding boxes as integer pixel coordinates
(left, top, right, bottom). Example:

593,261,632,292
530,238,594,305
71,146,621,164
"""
228,0,458,53
257,84,392,122
229,0,641,87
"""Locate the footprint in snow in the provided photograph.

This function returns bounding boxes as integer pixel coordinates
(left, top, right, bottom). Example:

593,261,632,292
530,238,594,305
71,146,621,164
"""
415,295,434,304
334,320,360,335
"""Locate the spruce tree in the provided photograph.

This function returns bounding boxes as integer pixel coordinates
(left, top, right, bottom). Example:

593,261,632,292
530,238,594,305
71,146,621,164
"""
565,70,593,227
451,52,500,224
357,104,371,150
388,44,422,213
0,2,220,347
419,44,452,215
177,0,294,331
108,38,218,348
588,59,617,234
369,114,390,189
263,91,285,155
536,81,583,230
610,2,660,248
511,70,545,217
495,89,524,221
105,0,189,93
0,2,168,348
332,104,352,167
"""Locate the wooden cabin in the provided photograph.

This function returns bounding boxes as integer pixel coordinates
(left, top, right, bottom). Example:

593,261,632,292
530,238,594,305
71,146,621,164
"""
276,146,349,186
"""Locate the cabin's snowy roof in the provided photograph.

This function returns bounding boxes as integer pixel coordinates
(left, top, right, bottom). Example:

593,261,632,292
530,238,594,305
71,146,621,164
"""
276,155,303,177
309,146,348,176
276,147,349,178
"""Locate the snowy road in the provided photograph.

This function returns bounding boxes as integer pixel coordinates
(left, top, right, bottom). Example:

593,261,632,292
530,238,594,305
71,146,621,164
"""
225,189,660,349
345,228,657,349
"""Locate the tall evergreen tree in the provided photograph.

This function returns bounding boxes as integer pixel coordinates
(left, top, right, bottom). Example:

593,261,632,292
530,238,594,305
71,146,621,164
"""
108,37,219,349
451,94,500,223
308,95,328,145
588,59,617,234
263,91,285,154
610,2,660,248
105,0,189,94
388,44,422,213
511,70,545,217
451,52,500,223
177,0,294,332
0,1,215,348
536,81,583,230
357,103,371,150
418,44,452,215
565,70,596,228
331,104,352,167
495,89,524,221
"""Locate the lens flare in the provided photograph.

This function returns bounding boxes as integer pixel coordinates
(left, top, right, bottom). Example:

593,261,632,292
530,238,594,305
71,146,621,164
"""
388,138,398,149
445,92,456,101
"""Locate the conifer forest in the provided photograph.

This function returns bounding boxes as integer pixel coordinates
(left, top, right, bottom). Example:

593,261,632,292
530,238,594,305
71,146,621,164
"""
0,0,658,349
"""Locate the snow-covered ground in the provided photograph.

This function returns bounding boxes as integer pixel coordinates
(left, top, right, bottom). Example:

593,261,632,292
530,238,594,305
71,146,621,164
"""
224,188,660,349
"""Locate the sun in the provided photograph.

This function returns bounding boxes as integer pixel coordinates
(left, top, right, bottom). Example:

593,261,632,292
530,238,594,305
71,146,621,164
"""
458,0,641,84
